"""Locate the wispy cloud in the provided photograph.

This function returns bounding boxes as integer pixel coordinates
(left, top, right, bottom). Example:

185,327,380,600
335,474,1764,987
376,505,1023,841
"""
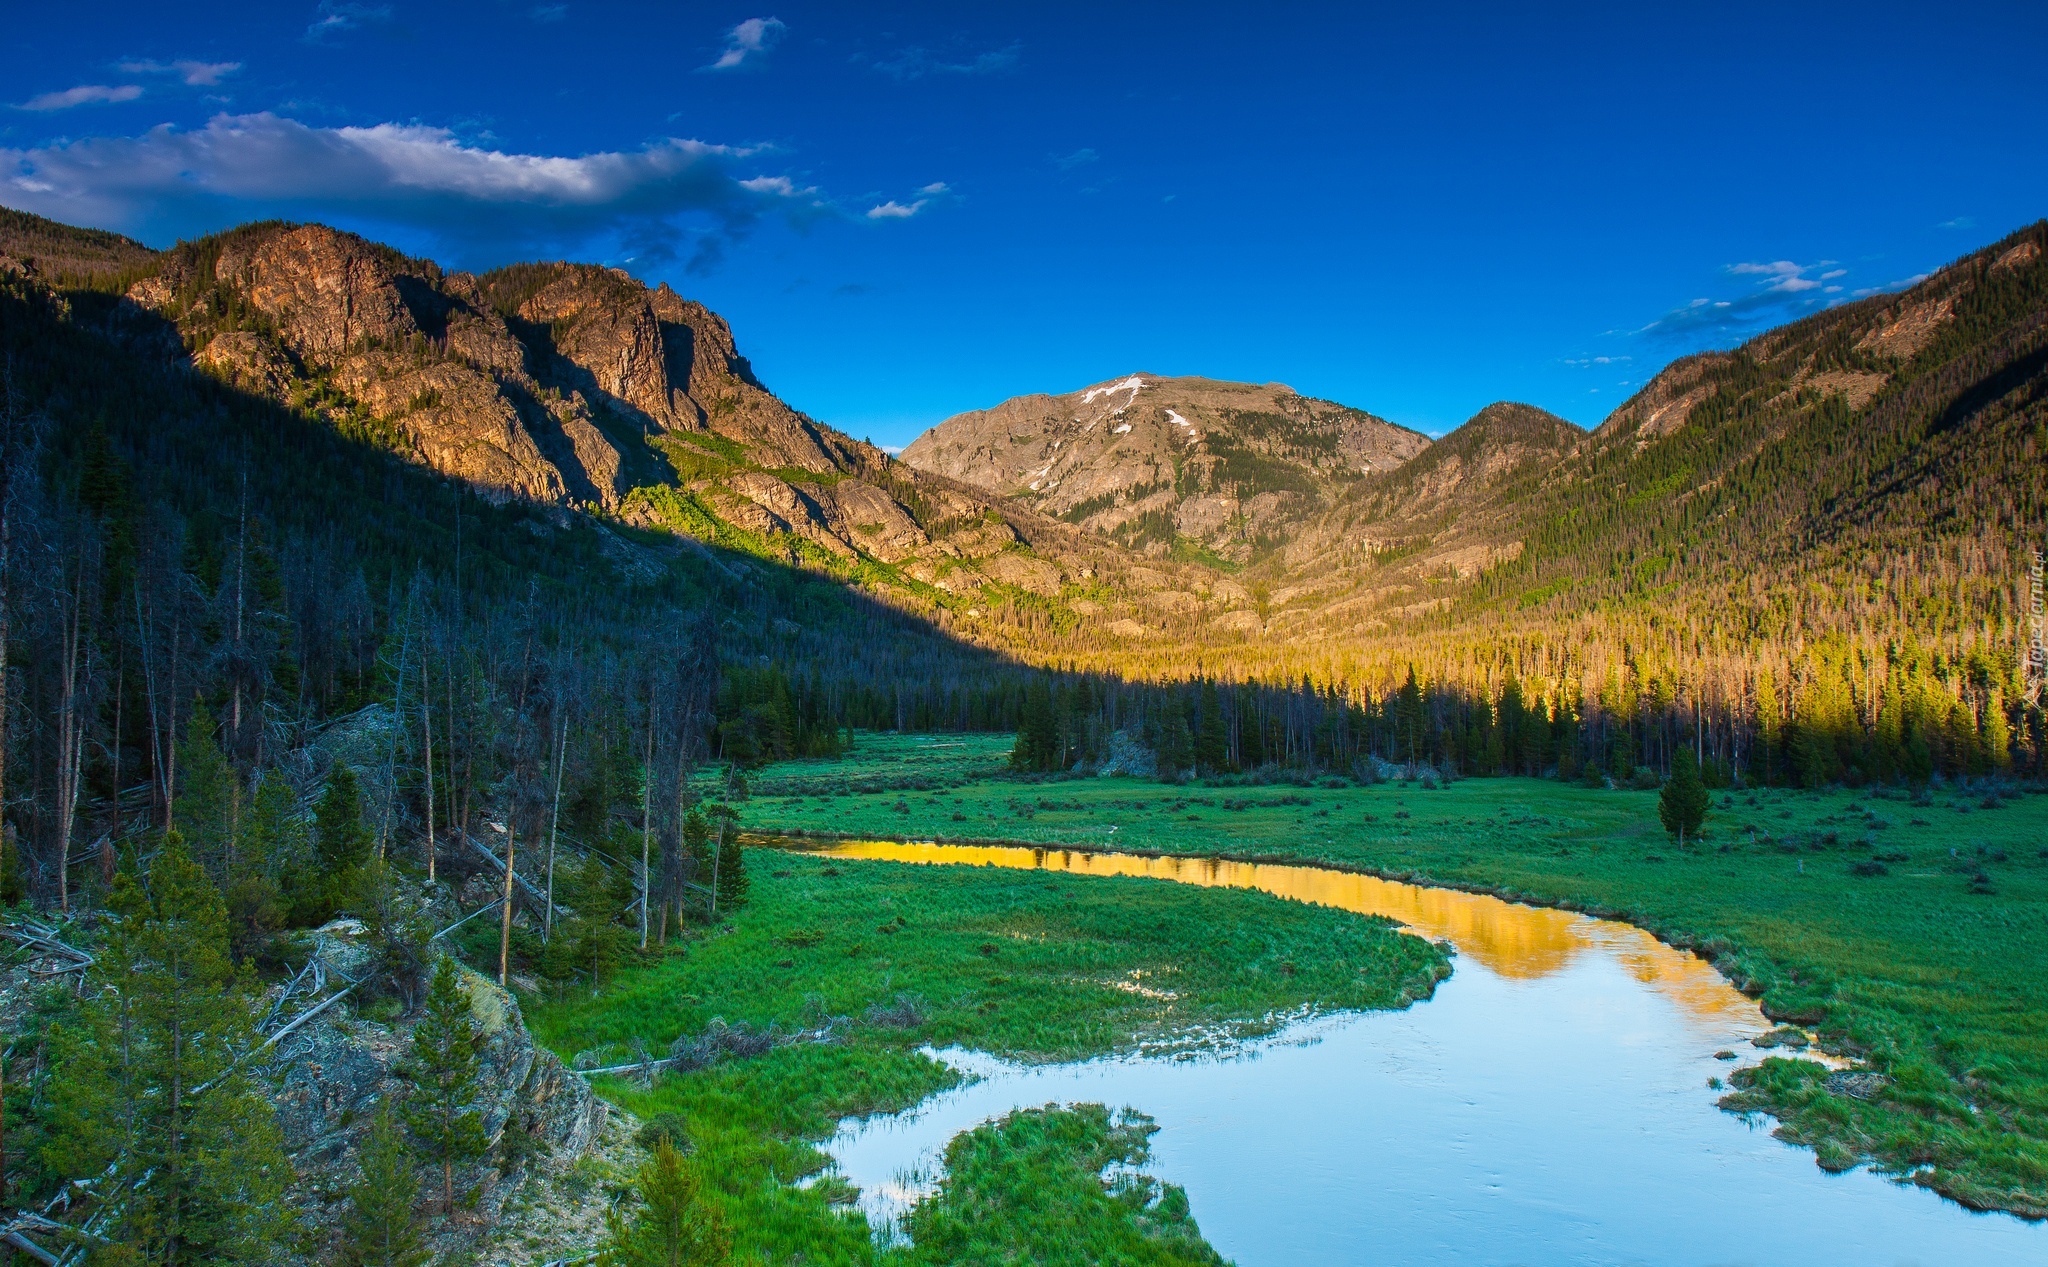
1053,147,1098,170
865,42,1020,80
530,4,567,21
1852,273,1930,298
1726,259,1826,293
864,182,951,220
1638,258,1852,339
118,59,242,87
19,84,143,111
1562,355,1630,367
305,1,393,43
0,112,826,272
705,17,786,71
1938,216,1975,230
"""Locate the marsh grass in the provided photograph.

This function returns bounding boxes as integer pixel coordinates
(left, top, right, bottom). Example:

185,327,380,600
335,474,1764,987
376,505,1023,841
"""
897,1104,1224,1266
528,843,1448,1262
727,735,2048,1216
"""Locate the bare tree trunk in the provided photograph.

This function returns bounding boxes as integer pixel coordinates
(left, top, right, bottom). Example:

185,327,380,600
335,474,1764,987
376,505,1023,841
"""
498,826,516,988
56,548,86,913
165,606,180,833
379,589,416,862
639,681,653,951
709,815,723,922
421,650,435,883
0,416,11,854
231,469,246,761
544,714,565,942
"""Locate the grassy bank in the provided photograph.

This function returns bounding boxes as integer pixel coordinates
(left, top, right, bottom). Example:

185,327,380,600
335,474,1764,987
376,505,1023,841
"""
526,844,1449,1262
723,732,2048,1217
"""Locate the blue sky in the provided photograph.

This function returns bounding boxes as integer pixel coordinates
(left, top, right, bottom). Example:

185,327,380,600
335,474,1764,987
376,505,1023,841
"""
4,3,2044,444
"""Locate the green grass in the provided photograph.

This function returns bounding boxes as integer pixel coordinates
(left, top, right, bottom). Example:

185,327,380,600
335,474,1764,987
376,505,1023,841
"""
723,734,2048,1218
527,843,1448,1263
898,1105,1223,1266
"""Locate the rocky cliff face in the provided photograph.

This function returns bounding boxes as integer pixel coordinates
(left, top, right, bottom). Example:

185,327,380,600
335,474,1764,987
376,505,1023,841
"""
903,374,1429,564
71,215,1226,643
281,925,624,1265
131,224,743,509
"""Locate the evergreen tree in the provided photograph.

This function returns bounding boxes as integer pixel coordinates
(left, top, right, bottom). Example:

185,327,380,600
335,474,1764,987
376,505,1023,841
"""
242,769,307,940
172,706,237,877
1792,724,1834,789
317,762,373,876
545,851,631,994
1010,679,1057,773
44,835,291,1263
403,958,489,1213
1755,673,1781,785
682,807,711,870
1983,691,2013,773
246,768,309,877
1396,668,1424,765
339,1100,427,1267
715,831,748,910
602,1138,731,1267
1659,748,1710,847
1193,681,1229,774
1153,696,1192,783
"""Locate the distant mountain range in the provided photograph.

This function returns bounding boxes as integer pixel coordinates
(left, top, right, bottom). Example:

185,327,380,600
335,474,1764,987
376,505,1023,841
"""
3,205,2042,689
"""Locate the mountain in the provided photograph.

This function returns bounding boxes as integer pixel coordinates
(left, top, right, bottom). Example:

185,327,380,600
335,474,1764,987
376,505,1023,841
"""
902,374,1429,564
0,215,1263,648
1277,401,1584,580
1247,220,2048,667
0,205,156,285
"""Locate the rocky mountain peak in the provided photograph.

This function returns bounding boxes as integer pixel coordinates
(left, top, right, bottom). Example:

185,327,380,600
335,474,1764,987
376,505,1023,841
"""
903,373,1429,563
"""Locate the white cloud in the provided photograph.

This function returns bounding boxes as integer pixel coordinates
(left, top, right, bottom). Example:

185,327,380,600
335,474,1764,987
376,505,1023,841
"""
1638,258,1855,338
1053,147,1098,170
531,4,567,20
20,84,143,111
706,17,786,71
1727,260,1825,293
119,59,242,86
0,112,825,271
865,182,953,220
305,2,393,42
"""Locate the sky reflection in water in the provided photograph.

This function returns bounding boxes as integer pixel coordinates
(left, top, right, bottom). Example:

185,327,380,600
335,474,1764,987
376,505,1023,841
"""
808,840,2045,1266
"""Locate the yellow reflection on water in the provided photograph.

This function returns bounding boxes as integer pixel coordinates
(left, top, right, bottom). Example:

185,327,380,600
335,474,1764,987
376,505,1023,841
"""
808,840,1761,1030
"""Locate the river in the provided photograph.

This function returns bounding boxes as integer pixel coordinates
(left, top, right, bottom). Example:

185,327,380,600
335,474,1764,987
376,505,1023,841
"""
801,840,2045,1266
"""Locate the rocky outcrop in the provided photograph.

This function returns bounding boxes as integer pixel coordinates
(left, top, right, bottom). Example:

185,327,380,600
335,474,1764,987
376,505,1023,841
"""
7,209,1290,639
279,923,606,1263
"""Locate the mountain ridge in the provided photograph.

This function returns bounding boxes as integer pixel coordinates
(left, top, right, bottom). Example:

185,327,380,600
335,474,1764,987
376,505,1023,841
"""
902,373,1430,564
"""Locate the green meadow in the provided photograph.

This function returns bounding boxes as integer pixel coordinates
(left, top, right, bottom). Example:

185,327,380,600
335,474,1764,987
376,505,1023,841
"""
704,731,2048,1217
526,836,1448,1264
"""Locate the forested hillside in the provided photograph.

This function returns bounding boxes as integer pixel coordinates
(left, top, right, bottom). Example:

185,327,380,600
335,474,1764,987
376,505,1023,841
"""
968,224,2048,791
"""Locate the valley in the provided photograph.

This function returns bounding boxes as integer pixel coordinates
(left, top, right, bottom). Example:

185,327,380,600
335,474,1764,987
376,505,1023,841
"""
0,203,2041,1264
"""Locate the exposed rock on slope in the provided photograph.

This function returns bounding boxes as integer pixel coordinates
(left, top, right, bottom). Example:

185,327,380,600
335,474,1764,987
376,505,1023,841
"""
1267,401,1583,620
282,925,612,1264
70,216,1224,638
903,374,1429,563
